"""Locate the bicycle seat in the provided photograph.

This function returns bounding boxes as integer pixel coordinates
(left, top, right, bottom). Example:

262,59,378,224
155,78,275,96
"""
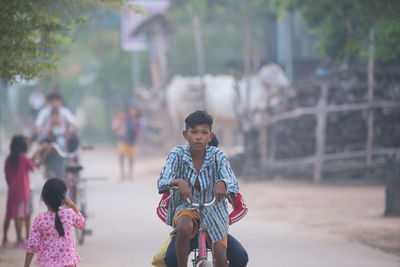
66,165,83,173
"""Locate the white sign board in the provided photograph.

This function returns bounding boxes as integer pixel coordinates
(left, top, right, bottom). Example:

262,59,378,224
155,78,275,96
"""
121,0,170,51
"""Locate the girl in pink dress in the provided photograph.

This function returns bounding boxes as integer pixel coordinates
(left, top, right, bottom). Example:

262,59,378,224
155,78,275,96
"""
24,178,86,267
2,135,34,248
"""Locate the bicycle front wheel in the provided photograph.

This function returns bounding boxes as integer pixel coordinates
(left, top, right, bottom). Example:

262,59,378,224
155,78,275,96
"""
75,202,86,245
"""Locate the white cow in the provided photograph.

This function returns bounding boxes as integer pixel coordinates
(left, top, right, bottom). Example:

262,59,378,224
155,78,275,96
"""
166,74,237,146
166,63,290,147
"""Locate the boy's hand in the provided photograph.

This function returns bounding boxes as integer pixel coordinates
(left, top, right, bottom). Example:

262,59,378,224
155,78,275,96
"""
215,181,227,203
177,180,193,202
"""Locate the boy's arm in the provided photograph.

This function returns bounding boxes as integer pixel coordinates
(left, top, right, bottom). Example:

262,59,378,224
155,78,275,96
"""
157,148,180,189
216,152,239,194
158,147,192,202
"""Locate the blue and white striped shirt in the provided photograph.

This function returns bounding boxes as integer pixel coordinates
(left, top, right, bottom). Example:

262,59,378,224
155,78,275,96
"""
157,144,239,243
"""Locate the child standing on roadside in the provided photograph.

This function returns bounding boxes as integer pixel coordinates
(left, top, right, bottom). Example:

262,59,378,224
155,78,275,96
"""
24,178,86,267
2,135,34,248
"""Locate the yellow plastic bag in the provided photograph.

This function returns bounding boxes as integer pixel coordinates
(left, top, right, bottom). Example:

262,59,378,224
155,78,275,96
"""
151,235,173,267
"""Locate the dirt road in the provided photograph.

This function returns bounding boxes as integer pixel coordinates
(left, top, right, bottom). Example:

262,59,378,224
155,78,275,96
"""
0,145,399,266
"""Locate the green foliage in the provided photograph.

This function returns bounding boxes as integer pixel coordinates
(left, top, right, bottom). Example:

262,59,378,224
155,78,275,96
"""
0,0,66,81
271,0,400,63
168,0,274,76
374,18,400,60
0,0,141,82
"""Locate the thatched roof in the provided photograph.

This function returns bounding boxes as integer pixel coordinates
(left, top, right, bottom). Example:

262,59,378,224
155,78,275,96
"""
131,13,175,37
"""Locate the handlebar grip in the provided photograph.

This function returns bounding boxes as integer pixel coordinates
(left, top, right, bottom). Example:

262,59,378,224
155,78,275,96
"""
158,185,171,194
228,192,237,200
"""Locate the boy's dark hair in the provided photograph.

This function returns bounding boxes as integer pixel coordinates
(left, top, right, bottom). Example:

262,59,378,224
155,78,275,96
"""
185,111,219,147
47,92,63,102
41,178,67,237
185,110,213,131
9,135,28,168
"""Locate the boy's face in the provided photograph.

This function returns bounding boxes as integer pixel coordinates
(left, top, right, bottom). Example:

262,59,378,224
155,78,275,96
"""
183,124,213,152
51,99,62,109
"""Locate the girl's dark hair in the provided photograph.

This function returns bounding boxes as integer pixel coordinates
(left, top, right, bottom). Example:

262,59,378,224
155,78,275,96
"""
41,178,67,237
185,110,213,131
9,135,28,168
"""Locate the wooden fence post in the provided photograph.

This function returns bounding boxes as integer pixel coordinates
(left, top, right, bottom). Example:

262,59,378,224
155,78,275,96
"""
259,112,268,167
366,27,375,167
313,84,328,183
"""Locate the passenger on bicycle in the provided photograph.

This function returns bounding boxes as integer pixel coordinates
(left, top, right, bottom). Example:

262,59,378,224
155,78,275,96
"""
158,111,240,267
46,108,71,150
157,189,249,266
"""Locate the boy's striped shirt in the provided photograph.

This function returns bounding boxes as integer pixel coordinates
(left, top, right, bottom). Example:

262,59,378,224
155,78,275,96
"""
157,144,239,243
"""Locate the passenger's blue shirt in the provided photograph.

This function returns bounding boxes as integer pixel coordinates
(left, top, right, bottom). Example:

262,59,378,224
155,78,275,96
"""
157,144,239,243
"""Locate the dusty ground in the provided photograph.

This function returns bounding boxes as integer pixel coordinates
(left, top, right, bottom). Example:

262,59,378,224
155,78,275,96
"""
0,143,399,266
240,180,400,255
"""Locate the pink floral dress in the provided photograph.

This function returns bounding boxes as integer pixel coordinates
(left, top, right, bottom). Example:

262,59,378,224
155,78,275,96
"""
27,208,86,267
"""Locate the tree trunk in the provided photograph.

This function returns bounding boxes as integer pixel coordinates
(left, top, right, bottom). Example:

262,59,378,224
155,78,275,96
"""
0,78,7,153
366,27,375,167
385,158,400,216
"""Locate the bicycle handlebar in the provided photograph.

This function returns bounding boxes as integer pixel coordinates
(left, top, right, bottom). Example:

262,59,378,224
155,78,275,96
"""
51,142,79,158
50,142,93,159
158,185,221,207
187,197,216,208
158,185,178,194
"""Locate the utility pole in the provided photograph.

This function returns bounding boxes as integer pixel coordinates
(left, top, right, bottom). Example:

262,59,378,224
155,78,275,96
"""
132,51,140,91
188,5,206,110
366,27,375,167
243,0,252,118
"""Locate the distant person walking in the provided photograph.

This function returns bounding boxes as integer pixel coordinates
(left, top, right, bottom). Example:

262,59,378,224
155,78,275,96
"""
112,106,143,181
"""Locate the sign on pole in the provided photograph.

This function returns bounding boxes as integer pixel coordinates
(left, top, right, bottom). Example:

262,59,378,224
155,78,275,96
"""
121,0,170,51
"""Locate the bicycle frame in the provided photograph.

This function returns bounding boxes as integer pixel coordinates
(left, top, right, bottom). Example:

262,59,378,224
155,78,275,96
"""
50,142,92,245
65,165,88,245
159,186,216,267
190,197,215,267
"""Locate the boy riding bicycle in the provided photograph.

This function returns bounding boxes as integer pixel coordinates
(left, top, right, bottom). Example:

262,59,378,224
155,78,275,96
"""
157,111,240,267
157,191,248,267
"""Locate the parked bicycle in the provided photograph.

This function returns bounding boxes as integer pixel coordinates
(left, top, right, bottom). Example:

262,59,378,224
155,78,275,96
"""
46,141,93,244
159,185,224,267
